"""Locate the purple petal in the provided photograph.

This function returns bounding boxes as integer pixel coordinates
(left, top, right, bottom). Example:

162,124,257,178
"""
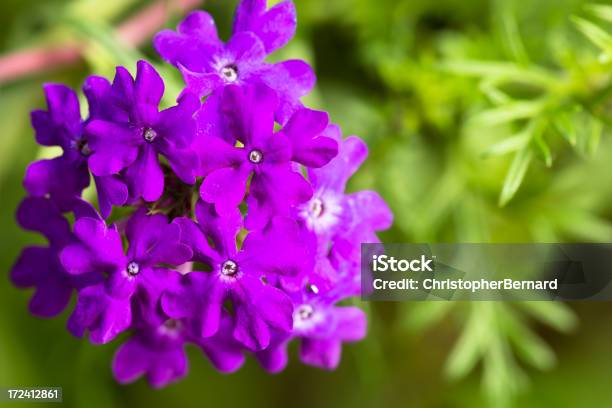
194,200,242,258
86,120,140,176
195,134,245,177
234,0,297,53
198,315,245,373
16,197,71,247
299,338,342,370
106,269,137,300
255,337,289,373
112,336,149,384
147,348,188,388
111,66,136,112
11,246,72,318
112,335,188,388
333,306,367,342
246,164,312,229
154,11,222,73
126,210,179,263
172,217,216,263
282,108,337,167
68,284,132,344
60,243,96,275
240,216,315,277
260,60,316,124
32,84,82,147
124,145,164,202
345,190,393,231
72,217,125,266
200,278,226,338
94,175,128,218
226,31,267,65
309,135,368,192
233,0,266,31
179,66,224,99
83,75,126,122
134,60,164,107
232,276,293,350
200,164,251,216
23,157,90,207
178,10,219,40
222,84,277,146
156,93,199,149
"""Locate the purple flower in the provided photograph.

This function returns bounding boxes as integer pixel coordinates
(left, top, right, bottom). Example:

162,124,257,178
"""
60,208,192,344
162,201,314,350
113,294,244,388
233,0,297,54
85,60,199,203
25,83,128,217
257,287,366,372
199,84,338,229
12,0,393,386
154,5,314,123
297,126,393,292
10,198,97,317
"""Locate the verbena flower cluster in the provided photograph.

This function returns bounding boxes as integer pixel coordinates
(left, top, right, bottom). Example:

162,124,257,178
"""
11,0,392,387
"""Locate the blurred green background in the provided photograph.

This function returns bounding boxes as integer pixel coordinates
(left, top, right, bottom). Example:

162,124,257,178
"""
1,0,612,407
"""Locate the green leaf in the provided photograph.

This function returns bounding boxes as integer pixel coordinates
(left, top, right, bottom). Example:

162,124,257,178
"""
440,61,555,87
587,117,604,154
445,303,492,380
499,147,533,206
482,133,529,158
495,1,530,65
516,302,578,333
470,101,544,127
533,130,553,167
585,4,612,23
501,308,556,370
572,16,612,55
552,112,578,146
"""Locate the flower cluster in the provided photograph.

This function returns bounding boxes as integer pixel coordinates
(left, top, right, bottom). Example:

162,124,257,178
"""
11,0,392,387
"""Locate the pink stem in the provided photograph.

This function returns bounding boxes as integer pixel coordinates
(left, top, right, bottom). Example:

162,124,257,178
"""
0,0,203,84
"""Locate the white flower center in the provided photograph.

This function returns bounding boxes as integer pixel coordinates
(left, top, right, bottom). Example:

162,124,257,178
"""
159,319,183,338
143,128,158,143
221,65,238,82
300,193,343,234
309,198,324,218
127,261,140,276
221,260,238,276
295,304,314,321
249,149,263,164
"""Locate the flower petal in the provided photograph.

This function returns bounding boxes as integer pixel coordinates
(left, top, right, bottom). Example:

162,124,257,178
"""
125,145,164,202
234,0,296,53
200,164,251,216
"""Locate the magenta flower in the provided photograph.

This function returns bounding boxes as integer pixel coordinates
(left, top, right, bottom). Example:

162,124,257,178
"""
10,198,102,317
113,302,244,388
154,2,313,123
162,201,314,350
256,288,367,372
233,0,297,54
85,60,199,203
25,83,128,217
298,127,393,293
60,209,192,343
199,83,337,229
12,0,393,387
